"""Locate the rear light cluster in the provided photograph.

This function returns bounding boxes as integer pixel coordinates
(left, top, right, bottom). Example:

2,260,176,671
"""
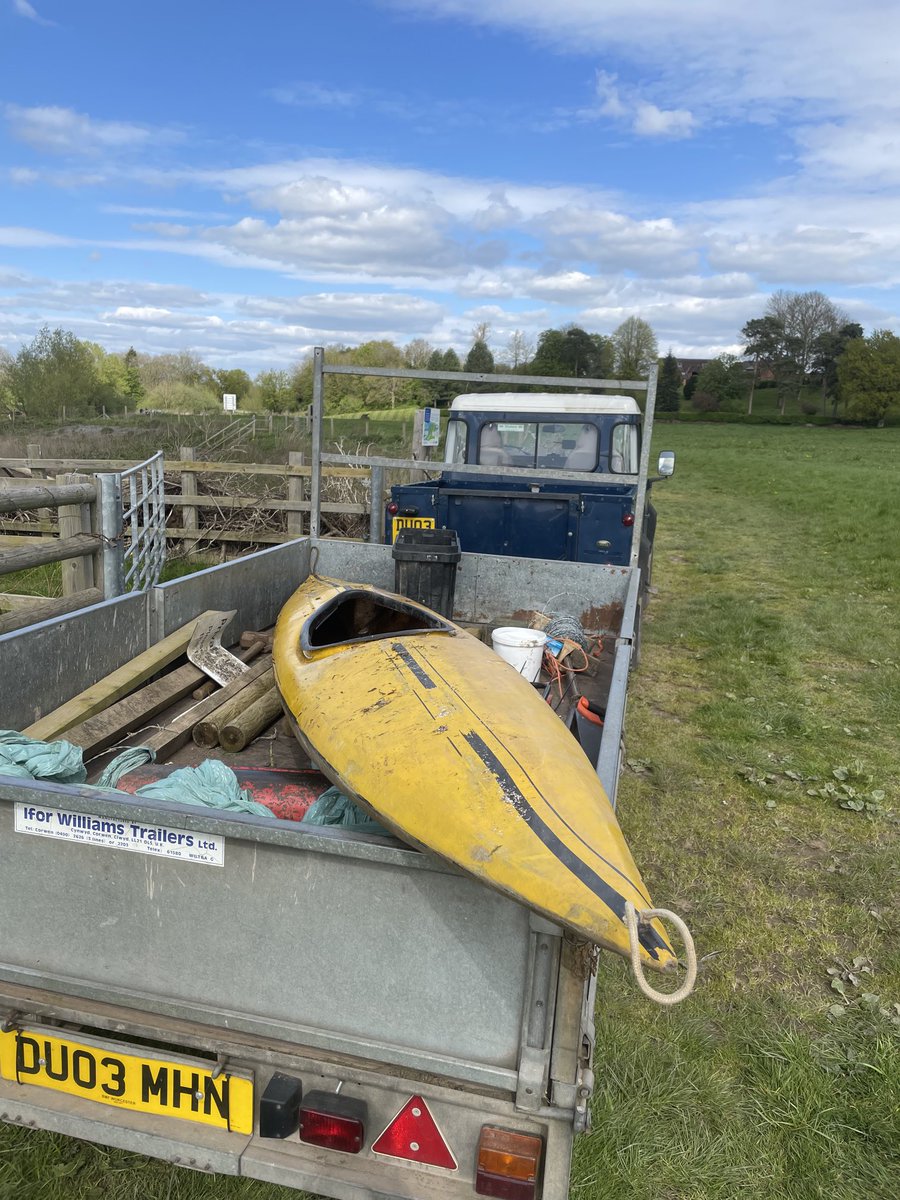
476,1127,543,1199
259,1076,543,1198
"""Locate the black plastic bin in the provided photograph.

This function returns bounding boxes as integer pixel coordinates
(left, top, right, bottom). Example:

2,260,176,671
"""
392,528,461,619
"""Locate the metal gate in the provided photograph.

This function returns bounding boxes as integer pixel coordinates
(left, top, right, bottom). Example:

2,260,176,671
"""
96,452,166,595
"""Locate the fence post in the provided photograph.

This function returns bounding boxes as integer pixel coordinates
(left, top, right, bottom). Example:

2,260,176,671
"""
180,446,197,555
95,472,125,598
56,472,95,595
267,413,273,435
368,465,385,544
310,348,324,539
287,452,305,538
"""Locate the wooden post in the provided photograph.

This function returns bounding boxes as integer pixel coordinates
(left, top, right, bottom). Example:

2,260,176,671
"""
27,443,52,530
180,446,198,554
267,413,273,434
287,451,305,538
56,472,95,596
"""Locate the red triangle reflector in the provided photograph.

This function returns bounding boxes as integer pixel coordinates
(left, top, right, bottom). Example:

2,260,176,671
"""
371,1094,458,1170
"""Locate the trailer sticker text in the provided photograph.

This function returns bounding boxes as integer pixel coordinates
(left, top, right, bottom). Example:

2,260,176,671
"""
14,803,224,865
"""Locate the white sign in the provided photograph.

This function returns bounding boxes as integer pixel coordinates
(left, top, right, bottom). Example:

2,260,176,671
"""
422,406,440,447
223,393,237,411
15,803,224,867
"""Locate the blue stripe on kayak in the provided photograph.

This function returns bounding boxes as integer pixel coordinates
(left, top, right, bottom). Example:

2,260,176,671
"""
391,643,436,689
462,730,671,961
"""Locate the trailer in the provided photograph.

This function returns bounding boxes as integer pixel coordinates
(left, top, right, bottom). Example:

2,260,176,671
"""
0,358,690,1200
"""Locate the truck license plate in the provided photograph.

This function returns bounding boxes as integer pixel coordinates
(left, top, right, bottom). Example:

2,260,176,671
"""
0,1026,253,1134
392,516,435,539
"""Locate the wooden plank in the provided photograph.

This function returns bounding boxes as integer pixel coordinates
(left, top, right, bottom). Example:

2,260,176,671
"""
63,659,210,756
0,588,103,636
142,655,274,760
23,613,223,742
0,533,101,575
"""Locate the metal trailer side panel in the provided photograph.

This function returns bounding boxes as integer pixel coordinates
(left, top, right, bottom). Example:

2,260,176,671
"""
312,539,631,633
152,540,310,641
0,591,149,731
0,783,532,1089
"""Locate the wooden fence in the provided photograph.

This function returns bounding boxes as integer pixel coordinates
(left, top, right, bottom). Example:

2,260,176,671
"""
0,449,412,554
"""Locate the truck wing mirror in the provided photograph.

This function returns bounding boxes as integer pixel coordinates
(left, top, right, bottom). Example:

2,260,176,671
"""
657,451,675,478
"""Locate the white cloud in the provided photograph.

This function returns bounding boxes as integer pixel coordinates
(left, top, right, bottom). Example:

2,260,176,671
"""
591,71,696,139
3,105,182,156
13,0,53,25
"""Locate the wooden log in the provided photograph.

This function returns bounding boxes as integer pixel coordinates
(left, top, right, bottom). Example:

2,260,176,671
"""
23,613,220,742
0,588,103,636
218,686,283,753
0,533,101,575
0,482,96,514
192,667,275,748
239,629,275,651
63,659,218,756
143,656,274,760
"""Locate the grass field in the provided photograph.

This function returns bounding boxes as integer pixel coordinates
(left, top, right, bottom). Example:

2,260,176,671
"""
1,422,898,1199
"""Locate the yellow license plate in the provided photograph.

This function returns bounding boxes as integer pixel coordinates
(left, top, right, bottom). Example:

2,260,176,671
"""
392,516,435,540
0,1026,253,1134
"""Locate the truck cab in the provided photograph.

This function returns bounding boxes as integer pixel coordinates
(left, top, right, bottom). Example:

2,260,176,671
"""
388,393,671,582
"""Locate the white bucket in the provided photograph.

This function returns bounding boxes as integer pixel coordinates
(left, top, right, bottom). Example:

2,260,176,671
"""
491,627,547,682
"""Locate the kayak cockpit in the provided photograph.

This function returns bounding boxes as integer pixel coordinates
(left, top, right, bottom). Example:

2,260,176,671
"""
301,589,454,653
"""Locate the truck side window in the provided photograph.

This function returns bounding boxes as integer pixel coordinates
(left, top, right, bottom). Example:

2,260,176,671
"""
610,424,638,474
444,419,467,464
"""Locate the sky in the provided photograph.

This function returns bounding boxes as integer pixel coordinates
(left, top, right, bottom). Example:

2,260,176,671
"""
1,0,899,372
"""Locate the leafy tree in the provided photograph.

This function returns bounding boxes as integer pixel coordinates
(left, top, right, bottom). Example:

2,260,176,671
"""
812,323,864,416
657,350,682,413
123,347,145,407
742,315,786,414
767,290,846,386
611,317,657,381
404,338,433,369
683,372,698,404
694,355,746,411
426,347,462,406
7,327,103,419
0,348,16,415
254,369,294,412
745,291,846,411
214,368,253,403
505,330,534,370
530,325,612,379
837,330,900,424
465,337,494,374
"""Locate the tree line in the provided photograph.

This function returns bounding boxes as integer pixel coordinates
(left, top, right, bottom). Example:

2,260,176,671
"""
1,297,896,424
0,317,660,421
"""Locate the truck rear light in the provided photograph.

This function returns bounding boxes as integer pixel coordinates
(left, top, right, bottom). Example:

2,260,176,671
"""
622,512,635,526
298,1091,367,1154
387,502,399,515
475,1126,543,1199
259,1073,303,1139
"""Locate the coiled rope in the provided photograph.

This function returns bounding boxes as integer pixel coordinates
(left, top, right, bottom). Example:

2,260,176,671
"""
625,902,697,1006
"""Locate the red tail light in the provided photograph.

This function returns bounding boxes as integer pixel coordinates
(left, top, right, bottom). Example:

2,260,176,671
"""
476,1126,543,1199
622,511,635,526
298,1091,367,1154
387,502,399,515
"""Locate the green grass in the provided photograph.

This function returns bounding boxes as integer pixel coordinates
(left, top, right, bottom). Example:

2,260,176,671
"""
2,423,898,1198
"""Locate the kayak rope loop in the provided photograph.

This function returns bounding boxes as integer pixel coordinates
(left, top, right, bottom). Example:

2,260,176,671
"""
625,902,697,1006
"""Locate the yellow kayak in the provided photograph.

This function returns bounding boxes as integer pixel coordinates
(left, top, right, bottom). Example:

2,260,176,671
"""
273,576,675,971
